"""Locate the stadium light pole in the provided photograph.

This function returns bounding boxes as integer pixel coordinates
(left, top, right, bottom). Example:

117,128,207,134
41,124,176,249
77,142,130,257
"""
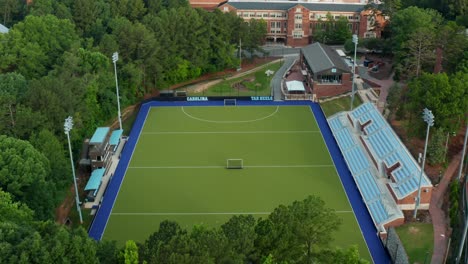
238,38,242,71
350,34,358,111
64,116,83,224
413,108,434,219
112,52,122,130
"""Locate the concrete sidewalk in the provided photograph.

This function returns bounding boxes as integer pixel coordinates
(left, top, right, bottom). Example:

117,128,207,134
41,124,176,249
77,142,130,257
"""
430,151,462,263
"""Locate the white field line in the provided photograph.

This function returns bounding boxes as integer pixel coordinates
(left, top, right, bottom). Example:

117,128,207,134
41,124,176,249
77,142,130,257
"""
181,106,279,123
112,211,353,216
142,130,321,135
128,165,335,169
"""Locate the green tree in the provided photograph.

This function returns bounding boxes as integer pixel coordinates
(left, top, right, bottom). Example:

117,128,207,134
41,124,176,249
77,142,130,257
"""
403,27,436,77
406,72,468,133
437,21,468,73
390,6,443,75
0,0,25,26
30,129,70,201
0,135,54,220
317,245,369,264
255,195,342,263
221,214,256,260
124,240,139,264
427,127,446,165
0,72,28,136
1,14,79,78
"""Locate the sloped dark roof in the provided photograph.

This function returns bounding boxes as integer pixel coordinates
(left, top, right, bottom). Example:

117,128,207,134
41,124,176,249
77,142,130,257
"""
301,42,350,73
226,1,365,12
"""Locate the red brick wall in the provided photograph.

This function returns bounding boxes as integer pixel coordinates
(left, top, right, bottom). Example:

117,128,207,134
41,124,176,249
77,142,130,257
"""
397,187,433,205
315,84,349,98
384,217,405,229
314,73,351,98
387,183,433,207
285,5,310,47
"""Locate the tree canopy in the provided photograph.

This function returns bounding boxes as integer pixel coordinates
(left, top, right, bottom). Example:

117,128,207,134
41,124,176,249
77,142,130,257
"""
138,196,365,264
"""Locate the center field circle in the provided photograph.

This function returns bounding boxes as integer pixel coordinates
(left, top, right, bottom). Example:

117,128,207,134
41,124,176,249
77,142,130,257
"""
181,106,279,123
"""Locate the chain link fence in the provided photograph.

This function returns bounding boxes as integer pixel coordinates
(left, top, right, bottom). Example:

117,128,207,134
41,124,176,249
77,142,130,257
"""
385,227,409,264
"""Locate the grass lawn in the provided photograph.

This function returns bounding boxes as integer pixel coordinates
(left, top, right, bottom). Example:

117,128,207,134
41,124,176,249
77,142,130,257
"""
189,61,282,96
102,105,370,261
320,96,362,117
395,223,434,264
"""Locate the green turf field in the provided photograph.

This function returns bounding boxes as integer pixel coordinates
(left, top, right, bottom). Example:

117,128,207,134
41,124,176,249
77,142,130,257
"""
103,105,370,259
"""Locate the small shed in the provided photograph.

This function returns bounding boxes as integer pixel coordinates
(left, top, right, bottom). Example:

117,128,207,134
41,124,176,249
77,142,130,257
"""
286,80,306,94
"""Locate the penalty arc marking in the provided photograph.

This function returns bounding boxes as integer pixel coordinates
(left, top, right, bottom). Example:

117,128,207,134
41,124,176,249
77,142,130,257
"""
181,106,279,123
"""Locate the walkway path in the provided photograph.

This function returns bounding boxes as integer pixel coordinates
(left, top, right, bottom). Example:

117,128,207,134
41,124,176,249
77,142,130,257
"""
272,56,296,101
430,151,462,264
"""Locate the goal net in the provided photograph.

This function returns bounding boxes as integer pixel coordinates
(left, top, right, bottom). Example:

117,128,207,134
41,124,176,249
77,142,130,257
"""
224,99,237,106
226,159,243,169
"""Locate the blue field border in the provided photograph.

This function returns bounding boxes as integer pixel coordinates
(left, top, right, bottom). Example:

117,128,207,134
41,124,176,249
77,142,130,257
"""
310,104,390,264
88,100,390,263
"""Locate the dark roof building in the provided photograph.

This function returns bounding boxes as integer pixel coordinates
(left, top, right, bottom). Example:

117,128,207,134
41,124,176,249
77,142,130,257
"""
302,42,350,73
300,42,352,98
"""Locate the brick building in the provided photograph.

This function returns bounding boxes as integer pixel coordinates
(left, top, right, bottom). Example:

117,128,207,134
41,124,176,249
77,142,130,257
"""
300,42,352,98
219,0,385,47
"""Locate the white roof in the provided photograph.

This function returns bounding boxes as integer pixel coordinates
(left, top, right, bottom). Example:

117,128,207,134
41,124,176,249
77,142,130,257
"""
286,80,305,92
0,24,9,34
336,49,346,57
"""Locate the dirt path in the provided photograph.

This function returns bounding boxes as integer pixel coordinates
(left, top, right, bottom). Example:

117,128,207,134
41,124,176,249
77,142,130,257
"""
430,151,463,264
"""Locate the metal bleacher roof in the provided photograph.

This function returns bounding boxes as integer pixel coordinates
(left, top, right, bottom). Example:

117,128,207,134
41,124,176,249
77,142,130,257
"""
90,127,110,144
85,168,105,191
109,129,123,145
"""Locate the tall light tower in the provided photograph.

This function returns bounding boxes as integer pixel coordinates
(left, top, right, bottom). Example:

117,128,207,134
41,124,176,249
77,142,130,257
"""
413,108,434,218
64,116,83,224
350,34,358,111
238,38,242,71
112,52,122,130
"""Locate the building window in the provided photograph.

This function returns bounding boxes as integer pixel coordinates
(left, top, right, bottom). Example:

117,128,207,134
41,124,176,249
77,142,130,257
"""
263,13,268,18
296,8,301,12
295,14,302,20
250,13,255,17
295,23,302,29
348,23,353,30
293,31,303,38
310,13,315,19
223,7,228,11
365,32,377,38
317,74,342,83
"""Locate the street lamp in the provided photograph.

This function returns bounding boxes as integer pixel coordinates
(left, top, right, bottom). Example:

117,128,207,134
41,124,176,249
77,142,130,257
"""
112,52,122,130
350,34,358,111
64,116,83,224
413,108,434,218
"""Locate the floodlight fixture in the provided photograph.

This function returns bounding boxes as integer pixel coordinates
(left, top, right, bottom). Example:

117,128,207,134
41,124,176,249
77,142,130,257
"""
64,116,83,224
413,108,434,218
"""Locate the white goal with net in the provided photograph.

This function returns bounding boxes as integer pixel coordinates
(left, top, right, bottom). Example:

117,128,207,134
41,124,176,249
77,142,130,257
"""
224,99,237,106
226,159,243,169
